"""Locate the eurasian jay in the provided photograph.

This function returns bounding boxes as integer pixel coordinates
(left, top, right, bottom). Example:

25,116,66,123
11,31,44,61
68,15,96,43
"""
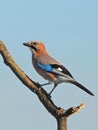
23,41,94,96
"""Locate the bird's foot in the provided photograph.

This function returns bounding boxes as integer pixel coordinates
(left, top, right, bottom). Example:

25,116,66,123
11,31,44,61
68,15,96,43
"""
47,93,51,98
36,82,42,90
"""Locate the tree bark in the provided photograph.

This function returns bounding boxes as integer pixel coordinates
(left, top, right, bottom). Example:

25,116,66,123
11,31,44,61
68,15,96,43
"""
0,40,85,130
57,117,67,130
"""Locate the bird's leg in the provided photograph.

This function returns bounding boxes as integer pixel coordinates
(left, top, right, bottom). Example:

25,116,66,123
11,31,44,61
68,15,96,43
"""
36,82,52,87
36,82,52,90
49,83,57,95
41,82,52,86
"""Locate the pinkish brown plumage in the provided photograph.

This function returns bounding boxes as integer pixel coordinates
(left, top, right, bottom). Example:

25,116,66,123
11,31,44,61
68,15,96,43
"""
23,41,94,96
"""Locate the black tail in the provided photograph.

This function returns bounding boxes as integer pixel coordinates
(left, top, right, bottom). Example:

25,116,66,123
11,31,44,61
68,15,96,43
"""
70,80,94,96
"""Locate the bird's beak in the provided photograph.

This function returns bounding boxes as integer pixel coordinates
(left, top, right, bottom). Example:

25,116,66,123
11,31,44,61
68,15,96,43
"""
23,42,30,47
23,42,37,51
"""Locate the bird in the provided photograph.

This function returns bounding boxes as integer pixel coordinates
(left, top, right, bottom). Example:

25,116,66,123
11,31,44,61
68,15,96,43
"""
23,40,94,96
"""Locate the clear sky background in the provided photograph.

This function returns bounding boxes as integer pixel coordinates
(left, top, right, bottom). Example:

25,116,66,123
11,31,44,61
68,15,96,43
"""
0,0,98,130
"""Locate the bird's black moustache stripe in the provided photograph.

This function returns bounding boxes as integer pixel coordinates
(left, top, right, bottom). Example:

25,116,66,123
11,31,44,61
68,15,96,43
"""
31,46,37,51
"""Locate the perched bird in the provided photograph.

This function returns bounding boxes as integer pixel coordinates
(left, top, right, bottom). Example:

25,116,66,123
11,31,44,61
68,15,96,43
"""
23,41,94,96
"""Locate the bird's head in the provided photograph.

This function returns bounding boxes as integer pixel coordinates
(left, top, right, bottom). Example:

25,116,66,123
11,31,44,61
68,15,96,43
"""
23,41,46,54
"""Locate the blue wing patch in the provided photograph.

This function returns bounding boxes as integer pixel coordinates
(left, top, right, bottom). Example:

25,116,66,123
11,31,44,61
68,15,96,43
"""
37,62,52,72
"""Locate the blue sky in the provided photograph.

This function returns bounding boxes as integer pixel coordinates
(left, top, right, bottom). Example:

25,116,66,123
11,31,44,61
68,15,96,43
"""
0,0,98,130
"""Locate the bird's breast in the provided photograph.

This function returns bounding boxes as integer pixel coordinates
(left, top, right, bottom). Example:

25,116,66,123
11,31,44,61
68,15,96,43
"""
32,60,57,82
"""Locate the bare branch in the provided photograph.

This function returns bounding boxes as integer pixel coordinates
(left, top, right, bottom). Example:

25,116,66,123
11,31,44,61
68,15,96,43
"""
0,40,85,130
57,103,85,118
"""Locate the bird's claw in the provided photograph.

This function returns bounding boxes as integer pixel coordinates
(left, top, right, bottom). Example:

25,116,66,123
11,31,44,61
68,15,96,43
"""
47,93,51,98
36,82,42,89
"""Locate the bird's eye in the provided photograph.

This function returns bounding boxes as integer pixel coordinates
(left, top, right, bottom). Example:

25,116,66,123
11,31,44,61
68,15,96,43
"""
33,42,38,46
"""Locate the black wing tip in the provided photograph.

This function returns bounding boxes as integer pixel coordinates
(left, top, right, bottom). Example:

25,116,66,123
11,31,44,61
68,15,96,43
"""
71,80,95,96
90,92,95,96
84,88,95,96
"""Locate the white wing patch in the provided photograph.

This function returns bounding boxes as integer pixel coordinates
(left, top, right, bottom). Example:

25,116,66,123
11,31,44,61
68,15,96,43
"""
57,67,63,72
